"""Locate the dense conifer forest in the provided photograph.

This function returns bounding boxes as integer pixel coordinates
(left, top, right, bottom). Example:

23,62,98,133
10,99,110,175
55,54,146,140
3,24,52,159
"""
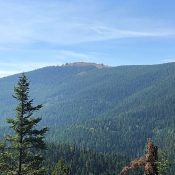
0,62,174,174
45,143,137,175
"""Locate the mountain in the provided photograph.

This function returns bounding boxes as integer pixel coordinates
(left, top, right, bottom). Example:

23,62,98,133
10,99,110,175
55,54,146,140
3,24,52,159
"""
0,62,175,173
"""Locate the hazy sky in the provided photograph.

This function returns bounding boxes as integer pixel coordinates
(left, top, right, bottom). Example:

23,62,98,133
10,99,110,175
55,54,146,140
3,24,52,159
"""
0,0,175,77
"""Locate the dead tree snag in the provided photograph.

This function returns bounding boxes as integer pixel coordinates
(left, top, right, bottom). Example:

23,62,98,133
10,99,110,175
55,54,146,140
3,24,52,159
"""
118,138,158,175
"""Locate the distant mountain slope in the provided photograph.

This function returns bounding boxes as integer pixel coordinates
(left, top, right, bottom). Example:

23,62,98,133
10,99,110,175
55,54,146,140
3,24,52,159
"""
0,62,175,174
0,63,104,123
0,62,171,125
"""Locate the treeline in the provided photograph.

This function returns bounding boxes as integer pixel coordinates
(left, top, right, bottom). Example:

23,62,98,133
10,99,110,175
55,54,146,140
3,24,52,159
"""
45,143,141,175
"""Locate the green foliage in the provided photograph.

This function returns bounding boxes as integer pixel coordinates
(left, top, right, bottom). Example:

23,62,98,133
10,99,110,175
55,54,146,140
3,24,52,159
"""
45,144,134,175
0,63,175,174
52,160,70,175
0,74,48,175
157,151,170,175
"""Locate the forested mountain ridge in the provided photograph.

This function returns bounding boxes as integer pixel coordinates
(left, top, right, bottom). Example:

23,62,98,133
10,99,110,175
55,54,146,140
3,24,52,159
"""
0,62,175,174
1,62,174,125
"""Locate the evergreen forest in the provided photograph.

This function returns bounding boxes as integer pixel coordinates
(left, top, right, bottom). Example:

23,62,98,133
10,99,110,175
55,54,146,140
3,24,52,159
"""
0,62,174,174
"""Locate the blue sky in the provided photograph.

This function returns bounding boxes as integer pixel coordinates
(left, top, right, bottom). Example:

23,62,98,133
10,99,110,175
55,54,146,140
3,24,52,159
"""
0,0,175,77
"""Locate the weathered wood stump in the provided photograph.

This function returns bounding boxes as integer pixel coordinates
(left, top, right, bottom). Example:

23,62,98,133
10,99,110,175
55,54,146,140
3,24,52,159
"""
118,138,158,175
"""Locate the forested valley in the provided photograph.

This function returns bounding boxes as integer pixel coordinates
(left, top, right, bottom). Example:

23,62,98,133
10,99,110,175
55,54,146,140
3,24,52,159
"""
0,62,174,174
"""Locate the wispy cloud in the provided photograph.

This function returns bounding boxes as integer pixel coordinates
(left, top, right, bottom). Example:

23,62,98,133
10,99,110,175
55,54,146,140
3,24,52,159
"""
162,58,175,63
0,70,18,78
0,0,175,74
0,62,60,78
0,0,175,48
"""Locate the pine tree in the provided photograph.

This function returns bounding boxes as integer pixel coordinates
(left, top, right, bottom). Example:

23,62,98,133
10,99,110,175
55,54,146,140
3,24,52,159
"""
157,150,170,175
52,160,70,175
0,74,48,175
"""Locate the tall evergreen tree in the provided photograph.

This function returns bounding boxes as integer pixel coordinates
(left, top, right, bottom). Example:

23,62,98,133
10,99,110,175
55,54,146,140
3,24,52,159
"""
0,74,48,175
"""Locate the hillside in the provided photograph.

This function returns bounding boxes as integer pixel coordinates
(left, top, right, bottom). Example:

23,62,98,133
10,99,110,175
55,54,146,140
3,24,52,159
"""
0,62,175,174
45,144,139,175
